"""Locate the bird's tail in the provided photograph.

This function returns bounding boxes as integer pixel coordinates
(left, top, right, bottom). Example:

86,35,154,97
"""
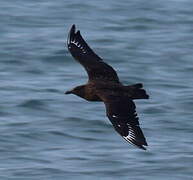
125,83,149,100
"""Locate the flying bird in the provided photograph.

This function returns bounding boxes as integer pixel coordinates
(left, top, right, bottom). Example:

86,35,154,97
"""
65,24,149,150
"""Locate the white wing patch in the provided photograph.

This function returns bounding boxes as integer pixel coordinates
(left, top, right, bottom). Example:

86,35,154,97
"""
124,124,136,141
110,113,146,149
123,136,137,147
70,39,87,54
112,114,137,144
123,125,138,148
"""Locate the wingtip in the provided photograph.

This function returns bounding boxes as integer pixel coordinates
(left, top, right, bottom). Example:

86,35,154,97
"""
140,145,147,150
137,141,148,150
133,143,147,151
67,24,76,46
71,24,76,32
123,136,148,150
68,24,81,43
144,141,148,146
70,24,76,37
70,24,82,37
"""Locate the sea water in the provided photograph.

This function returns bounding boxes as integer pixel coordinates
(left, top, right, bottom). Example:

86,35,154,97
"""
1,0,193,179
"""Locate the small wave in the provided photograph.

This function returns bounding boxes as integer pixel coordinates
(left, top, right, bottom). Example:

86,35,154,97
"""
18,99,47,110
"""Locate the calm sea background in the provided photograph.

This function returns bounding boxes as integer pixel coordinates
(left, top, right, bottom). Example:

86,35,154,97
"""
1,0,193,179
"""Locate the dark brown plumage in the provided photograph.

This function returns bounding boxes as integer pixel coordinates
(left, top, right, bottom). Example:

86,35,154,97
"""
66,24,149,150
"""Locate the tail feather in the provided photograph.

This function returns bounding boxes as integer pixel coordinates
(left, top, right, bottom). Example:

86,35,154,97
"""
125,83,149,100
131,83,143,89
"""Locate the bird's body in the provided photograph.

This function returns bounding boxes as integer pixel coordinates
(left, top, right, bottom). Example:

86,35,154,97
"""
66,25,149,150
68,81,147,102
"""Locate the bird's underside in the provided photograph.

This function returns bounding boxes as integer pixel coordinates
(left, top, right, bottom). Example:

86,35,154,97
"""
66,24,149,150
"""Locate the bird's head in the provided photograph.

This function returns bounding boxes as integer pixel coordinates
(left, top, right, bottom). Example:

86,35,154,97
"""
65,85,86,98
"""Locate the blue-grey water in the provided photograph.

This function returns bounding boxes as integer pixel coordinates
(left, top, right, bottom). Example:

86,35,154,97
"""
1,0,193,179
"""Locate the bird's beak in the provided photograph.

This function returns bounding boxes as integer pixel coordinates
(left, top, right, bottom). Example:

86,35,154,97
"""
65,90,72,94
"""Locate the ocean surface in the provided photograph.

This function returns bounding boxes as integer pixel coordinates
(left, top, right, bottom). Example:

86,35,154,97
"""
1,0,193,179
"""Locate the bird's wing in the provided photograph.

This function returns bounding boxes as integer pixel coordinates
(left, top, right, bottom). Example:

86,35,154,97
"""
67,24,120,83
98,92,148,150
